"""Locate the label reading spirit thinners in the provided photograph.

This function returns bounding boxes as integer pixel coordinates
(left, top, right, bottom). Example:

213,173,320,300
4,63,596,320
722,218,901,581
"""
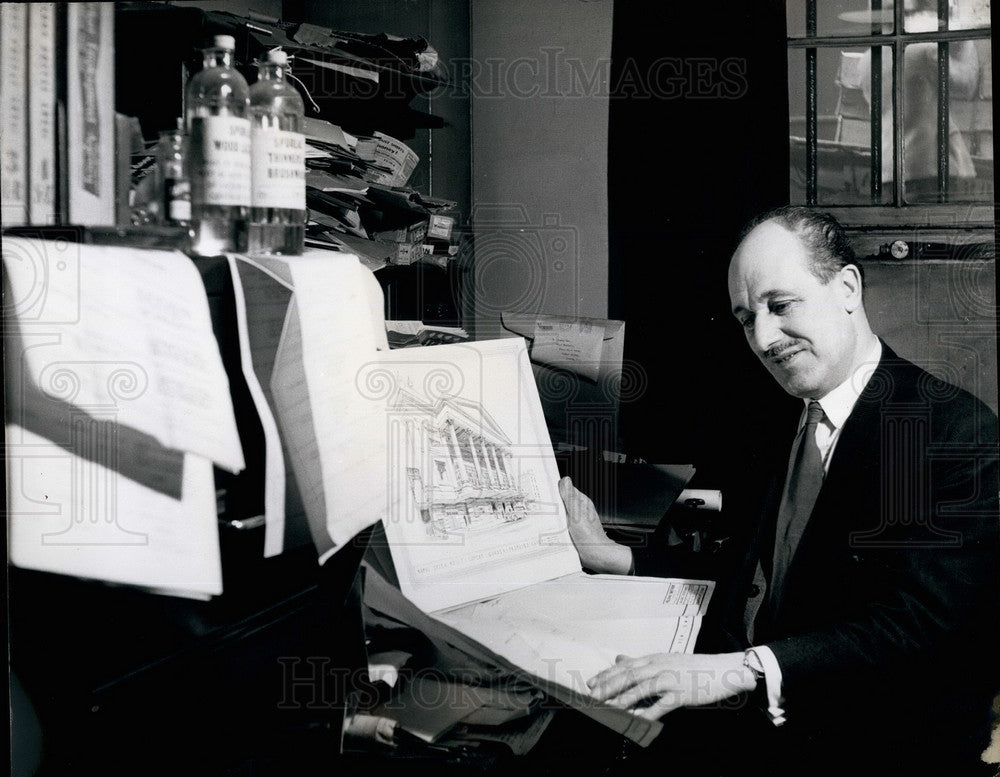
251,128,305,209
190,116,251,206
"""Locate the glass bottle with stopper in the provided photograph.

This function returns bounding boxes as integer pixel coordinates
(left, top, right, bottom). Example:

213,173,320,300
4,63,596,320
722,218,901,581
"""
184,34,251,255
248,47,306,255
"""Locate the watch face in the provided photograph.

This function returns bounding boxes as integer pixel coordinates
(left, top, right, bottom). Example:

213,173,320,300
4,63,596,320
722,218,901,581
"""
890,240,910,259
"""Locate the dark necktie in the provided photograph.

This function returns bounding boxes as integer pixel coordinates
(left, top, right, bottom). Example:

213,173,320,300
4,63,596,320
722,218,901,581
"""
770,400,827,605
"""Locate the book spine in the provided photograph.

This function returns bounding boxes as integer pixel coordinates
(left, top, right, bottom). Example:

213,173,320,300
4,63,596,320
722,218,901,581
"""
28,3,58,226
1,2,30,227
66,2,116,226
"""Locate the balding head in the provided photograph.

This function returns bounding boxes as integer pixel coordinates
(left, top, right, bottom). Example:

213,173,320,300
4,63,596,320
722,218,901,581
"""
728,211,874,399
736,206,862,287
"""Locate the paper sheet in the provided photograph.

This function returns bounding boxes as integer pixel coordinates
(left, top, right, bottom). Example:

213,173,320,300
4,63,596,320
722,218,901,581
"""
6,424,223,597
501,313,626,451
263,251,390,559
358,339,583,613
361,560,664,746
530,317,605,383
304,169,370,194
302,116,354,151
436,572,713,698
355,132,420,187
226,255,289,557
298,56,379,84
1,238,244,472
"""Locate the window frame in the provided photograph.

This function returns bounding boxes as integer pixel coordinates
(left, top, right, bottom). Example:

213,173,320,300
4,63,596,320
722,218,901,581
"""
788,0,993,230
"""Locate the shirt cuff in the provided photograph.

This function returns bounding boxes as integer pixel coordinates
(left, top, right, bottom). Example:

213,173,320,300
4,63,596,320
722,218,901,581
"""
750,646,786,726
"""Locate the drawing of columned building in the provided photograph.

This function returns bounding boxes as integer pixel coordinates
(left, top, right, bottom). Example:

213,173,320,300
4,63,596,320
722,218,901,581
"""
388,388,531,538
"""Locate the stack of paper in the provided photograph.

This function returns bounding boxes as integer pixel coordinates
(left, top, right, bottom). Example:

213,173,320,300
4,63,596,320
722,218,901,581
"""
301,116,457,269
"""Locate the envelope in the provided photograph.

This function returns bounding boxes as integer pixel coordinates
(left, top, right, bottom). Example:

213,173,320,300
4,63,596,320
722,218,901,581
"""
501,312,626,452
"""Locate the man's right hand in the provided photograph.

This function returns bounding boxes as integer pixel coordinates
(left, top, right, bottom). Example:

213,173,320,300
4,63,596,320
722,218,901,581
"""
558,476,634,575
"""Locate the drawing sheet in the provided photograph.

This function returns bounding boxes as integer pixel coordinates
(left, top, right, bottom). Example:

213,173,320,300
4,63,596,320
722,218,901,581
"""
361,559,667,746
360,338,583,612
360,338,716,734
435,573,714,700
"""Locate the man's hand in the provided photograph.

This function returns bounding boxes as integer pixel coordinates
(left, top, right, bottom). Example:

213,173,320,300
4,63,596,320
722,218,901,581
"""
558,476,633,575
586,652,756,720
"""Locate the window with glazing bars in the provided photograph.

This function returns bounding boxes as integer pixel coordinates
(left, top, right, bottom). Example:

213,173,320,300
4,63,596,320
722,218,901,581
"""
787,0,992,211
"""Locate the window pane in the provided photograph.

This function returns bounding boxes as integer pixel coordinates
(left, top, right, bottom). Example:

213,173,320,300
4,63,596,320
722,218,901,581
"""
787,0,895,38
903,0,991,32
789,46,895,204
789,47,807,200
902,40,993,203
951,0,991,31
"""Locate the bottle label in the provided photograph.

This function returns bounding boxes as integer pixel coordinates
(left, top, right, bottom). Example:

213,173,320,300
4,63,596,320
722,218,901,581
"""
251,128,306,209
190,116,251,206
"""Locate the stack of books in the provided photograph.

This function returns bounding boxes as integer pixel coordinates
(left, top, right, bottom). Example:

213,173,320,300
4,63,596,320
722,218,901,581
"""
1,3,124,230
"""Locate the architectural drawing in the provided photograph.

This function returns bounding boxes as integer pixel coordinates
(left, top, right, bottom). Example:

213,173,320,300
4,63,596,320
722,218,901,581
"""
365,339,583,614
388,386,542,539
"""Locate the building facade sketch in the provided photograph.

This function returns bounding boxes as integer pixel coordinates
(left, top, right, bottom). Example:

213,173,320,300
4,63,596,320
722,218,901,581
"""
388,385,542,540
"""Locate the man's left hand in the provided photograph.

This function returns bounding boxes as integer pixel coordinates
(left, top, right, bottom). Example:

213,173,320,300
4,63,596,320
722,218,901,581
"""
586,651,756,720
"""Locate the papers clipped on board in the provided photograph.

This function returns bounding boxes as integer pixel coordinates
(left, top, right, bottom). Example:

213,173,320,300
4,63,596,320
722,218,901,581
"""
3,238,244,598
7,425,224,598
3,238,244,471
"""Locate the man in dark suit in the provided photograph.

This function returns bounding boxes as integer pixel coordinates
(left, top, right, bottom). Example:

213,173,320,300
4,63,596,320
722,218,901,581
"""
559,207,999,775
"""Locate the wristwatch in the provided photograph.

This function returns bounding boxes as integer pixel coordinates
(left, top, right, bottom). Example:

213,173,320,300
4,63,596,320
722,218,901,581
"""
743,649,765,682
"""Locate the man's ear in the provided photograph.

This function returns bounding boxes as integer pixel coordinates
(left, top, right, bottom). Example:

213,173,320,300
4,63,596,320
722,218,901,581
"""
839,264,864,312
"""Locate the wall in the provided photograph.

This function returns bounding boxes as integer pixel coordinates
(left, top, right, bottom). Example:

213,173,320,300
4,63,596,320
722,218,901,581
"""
606,2,791,475
863,257,998,413
172,0,283,18
469,0,613,339
297,0,471,222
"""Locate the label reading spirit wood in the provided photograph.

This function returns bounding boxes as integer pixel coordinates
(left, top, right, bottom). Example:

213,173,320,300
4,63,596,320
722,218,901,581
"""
190,116,251,207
